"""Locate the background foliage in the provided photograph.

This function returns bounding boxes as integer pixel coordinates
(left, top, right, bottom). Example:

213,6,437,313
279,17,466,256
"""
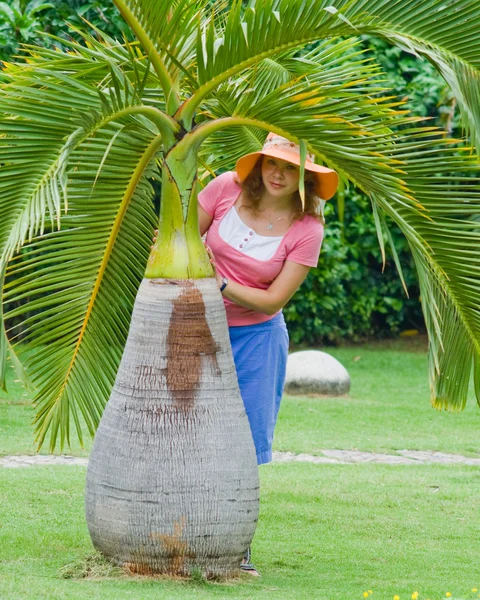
284,196,424,345
0,0,128,63
0,3,460,345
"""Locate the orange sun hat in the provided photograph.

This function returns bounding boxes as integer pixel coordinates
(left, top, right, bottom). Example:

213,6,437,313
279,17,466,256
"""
235,133,339,200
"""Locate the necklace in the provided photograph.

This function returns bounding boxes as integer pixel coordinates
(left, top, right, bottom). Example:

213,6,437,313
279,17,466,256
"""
265,216,283,230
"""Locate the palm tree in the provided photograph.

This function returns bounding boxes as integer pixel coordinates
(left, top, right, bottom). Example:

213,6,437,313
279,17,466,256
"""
1,0,480,577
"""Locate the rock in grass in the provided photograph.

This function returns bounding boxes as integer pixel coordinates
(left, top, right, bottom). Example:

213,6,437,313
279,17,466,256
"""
285,350,350,396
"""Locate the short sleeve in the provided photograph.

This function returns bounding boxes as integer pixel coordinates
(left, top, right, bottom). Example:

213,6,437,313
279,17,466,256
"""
286,220,324,267
198,172,232,218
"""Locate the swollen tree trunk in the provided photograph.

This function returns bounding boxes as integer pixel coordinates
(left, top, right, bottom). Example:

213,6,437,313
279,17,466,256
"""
85,277,259,577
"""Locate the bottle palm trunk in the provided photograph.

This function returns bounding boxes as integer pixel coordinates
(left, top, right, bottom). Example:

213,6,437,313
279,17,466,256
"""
85,277,259,577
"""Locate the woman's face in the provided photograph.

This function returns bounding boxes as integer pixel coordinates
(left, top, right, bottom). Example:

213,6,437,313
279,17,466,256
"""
261,156,300,199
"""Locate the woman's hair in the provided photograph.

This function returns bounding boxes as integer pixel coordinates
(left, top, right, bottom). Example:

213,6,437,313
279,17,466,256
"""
239,156,323,223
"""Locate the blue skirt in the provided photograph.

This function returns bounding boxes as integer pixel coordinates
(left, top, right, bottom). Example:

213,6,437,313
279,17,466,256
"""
229,313,289,465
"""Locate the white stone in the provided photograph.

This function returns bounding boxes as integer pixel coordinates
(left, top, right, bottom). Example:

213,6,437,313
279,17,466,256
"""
284,350,350,396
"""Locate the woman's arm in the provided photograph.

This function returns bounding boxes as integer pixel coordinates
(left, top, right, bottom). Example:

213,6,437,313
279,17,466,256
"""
218,260,310,316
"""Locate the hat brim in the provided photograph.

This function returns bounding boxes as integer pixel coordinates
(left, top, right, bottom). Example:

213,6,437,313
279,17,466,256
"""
235,148,338,200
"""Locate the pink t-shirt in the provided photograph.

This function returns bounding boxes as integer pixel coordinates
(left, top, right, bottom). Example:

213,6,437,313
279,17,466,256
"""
198,171,324,326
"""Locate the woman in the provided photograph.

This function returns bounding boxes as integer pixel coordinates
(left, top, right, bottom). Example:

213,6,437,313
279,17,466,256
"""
197,133,338,574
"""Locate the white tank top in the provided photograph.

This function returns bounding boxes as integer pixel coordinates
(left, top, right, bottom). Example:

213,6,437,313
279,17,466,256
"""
218,205,283,261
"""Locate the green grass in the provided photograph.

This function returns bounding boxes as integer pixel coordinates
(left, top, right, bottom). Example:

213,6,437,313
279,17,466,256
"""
0,465,479,600
0,369,90,457
276,345,480,457
1,341,480,599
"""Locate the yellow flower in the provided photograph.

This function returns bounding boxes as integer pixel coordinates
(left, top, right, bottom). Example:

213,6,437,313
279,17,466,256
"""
446,594,452,598
363,593,369,598
473,589,478,593
394,596,400,600
412,593,419,600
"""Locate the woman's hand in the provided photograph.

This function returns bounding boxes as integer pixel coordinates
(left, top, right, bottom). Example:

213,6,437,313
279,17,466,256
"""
205,244,224,289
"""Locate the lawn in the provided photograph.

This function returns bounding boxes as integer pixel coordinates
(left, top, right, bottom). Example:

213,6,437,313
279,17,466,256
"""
1,342,480,600
277,343,480,457
1,464,479,600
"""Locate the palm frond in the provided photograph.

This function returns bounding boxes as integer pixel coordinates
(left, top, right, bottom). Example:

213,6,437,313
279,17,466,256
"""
0,44,166,263
383,140,480,409
0,263,28,392
198,38,385,172
113,0,214,101
338,0,480,151
195,34,480,410
0,65,103,267
173,0,480,146
29,33,170,116
0,48,168,448
4,126,158,451
199,58,418,208
180,0,345,123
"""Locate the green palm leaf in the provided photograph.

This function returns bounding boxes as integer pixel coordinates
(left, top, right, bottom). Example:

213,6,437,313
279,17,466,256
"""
339,0,480,149
0,46,167,448
4,126,158,450
197,71,480,414
0,40,173,262
386,141,480,410
113,0,216,109
197,37,378,171
174,0,480,147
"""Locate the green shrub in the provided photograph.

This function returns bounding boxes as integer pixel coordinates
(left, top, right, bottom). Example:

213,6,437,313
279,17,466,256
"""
0,0,128,63
285,191,424,345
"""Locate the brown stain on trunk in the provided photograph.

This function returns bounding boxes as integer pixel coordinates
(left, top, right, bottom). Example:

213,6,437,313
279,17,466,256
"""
166,282,219,410
124,519,195,576
149,517,195,575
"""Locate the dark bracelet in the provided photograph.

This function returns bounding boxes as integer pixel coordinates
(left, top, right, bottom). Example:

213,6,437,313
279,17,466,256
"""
220,277,228,292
